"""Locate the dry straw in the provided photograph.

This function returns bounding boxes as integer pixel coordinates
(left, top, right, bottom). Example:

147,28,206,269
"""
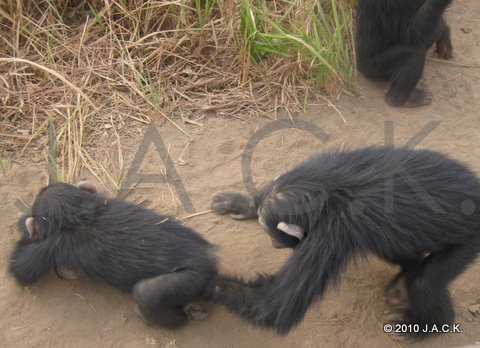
0,0,356,189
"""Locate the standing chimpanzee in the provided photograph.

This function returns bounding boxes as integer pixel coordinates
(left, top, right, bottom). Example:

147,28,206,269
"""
356,0,454,107
9,181,218,329
210,146,480,339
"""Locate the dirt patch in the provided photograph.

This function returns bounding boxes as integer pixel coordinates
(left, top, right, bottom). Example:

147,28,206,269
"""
1,1,480,347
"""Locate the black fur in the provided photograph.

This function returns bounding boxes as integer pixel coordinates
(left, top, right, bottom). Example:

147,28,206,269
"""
356,0,454,107
9,182,218,329
211,146,480,337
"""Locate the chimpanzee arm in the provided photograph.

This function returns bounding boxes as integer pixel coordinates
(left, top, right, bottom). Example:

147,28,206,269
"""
409,0,453,45
9,241,55,285
212,224,352,334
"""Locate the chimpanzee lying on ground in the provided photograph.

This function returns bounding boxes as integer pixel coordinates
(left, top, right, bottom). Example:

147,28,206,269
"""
9,181,218,329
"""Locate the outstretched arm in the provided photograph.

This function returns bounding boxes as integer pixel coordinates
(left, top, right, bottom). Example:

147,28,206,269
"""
211,225,352,334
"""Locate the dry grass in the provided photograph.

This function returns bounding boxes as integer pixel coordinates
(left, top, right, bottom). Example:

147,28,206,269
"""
0,0,356,188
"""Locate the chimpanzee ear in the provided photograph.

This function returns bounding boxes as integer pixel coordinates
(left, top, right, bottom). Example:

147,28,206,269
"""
77,181,97,194
277,222,304,241
25,217,39,241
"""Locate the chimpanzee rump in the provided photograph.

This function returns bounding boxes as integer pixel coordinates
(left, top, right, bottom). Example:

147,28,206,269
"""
9,182,218,329
210,146,480,338
356,0,454,107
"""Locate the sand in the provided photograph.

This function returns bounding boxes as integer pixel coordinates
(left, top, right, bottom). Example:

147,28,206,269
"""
1,1,480,347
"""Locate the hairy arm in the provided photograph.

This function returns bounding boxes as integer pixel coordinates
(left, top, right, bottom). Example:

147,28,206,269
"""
212,225,351,334
409,0,453,45
9,241,55,285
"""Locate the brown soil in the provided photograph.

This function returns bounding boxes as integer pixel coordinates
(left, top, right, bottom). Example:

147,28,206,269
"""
1,1,480,347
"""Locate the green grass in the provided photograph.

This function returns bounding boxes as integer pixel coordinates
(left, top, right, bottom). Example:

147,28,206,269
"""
239,0,357,96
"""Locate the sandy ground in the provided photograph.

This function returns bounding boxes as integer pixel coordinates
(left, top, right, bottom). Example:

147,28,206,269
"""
1,1,480,347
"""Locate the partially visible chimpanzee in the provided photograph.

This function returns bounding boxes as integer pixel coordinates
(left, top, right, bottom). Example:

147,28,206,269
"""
210,146,480,339
356,0,454,107
9,181,218,329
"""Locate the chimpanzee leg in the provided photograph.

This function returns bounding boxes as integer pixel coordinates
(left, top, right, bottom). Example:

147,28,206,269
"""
386,256,426,289
386,47,430,107
358,44,432,107
403,238,480,336
357,44,413,80
133,269,210,329
385,257,425,310
211,192,259,220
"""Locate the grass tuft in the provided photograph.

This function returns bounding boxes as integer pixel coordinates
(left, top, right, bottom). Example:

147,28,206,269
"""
0,0,357,189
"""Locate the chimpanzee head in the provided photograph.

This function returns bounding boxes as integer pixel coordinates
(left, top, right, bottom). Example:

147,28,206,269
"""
19,181,99,242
